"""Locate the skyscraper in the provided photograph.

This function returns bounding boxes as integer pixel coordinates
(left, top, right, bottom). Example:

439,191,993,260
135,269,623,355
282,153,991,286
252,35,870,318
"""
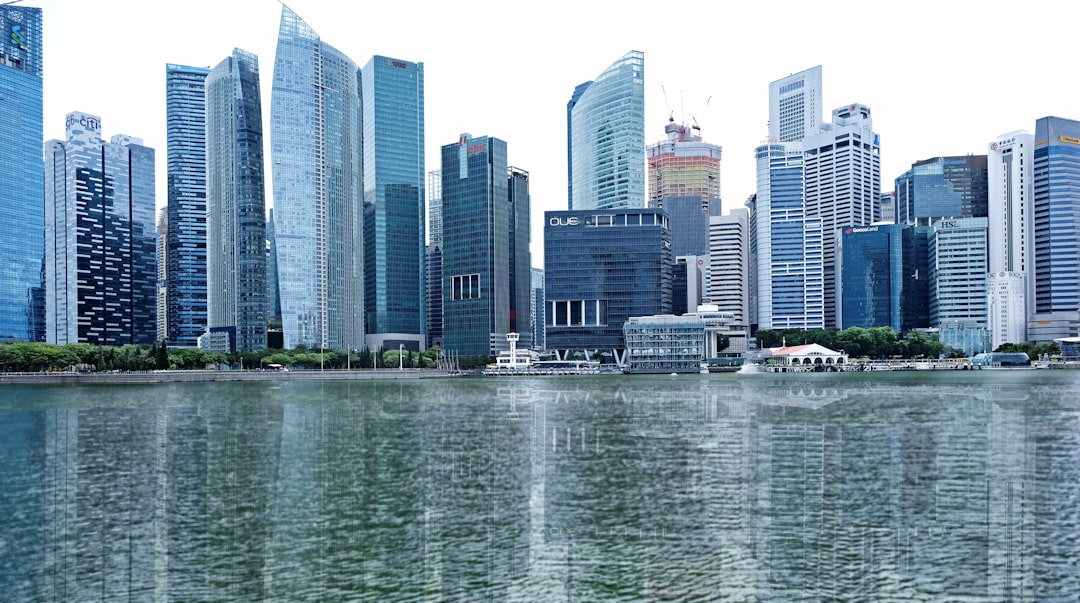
647,118,723,259
1030,116,1080,340
440,135,531,357
205,48,267,352
839,223,930,332
45,112,157,345
930,217,990,355
0,5,44,342
894,155,988,225
362,55,426,352
768,65,822,143
425,169,443,349
271,5,363,351
751,142,824,331
568,50,645,210
987,130,1033,346
709,210,750,325
803,104,881,328
157,208,168,343
165,63,211,348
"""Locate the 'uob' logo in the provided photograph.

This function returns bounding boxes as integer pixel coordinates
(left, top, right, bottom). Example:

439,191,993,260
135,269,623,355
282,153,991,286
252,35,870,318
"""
10,25,26,50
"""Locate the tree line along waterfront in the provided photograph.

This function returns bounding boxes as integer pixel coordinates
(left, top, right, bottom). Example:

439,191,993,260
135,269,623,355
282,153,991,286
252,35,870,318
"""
0,342,495,374
754,326,1059,361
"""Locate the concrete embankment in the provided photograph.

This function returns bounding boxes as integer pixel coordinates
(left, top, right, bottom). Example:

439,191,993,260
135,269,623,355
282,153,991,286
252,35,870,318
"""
0,369,458,385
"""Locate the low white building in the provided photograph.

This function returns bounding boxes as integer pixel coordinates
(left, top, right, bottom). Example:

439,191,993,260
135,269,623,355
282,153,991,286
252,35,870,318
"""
767,343,848,368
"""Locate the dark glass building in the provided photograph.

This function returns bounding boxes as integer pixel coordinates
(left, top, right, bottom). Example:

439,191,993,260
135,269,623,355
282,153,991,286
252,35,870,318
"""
45,113,157,345
894,155,988,225
544,208,671,364
362,55,425,352
165,63,211,347
440,135,531,357
839,223,930,333
0,5,44,342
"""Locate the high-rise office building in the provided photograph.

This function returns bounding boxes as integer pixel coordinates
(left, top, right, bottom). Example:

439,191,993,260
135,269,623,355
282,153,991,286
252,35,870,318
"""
647,118,722,258
205,48,267,353
531,267,545,350
567,50,645,210
165,63,211,348
440,135,531,357
930,217,990,354
768,65,822,143
803,104,881,328
839,223,930,332
987,131,1033,346
544,208,671,364
362,55,425,353
0,5,44,342
271,5,363,351
751,142,824,331
709,210,750,325
45,112,157,345
894,155,988,225
266,208,280,322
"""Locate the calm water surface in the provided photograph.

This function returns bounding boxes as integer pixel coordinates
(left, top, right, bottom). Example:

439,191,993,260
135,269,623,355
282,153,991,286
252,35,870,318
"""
1,370,1078,602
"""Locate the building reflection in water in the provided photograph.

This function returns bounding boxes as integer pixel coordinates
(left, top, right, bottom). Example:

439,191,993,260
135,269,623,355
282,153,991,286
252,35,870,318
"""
0,372,1077,601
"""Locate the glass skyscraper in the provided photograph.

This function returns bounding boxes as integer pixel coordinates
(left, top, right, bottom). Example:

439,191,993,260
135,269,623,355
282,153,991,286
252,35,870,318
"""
206,48,267,352
271,5,363,351
45,112,157,345
165,63,211,348
839,223,930,332
894,155,988,225
439,135,531,357
768,65,822,143
568,50,645,211
362,55,425,353
0,5,43,342
1032,117,1080,326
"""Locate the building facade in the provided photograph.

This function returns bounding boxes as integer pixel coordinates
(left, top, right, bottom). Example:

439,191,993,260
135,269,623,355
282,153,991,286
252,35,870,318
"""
568,50,645,211
544,208,671,365
709,210,750,326
839,223,930,332
270,5,363,351
45,112,157,345
205,48,267,352
929,217,989,353
768,65,822,143
531,267,545,350
165,63,211,348
894,155,988,225
0,5,44,342
987,131,1033,345
440,135,531,357
751,142,824,331
362,55,425,352
1030,116,1080,340
623,314,705,373
647,119,722,259
803,104,881,328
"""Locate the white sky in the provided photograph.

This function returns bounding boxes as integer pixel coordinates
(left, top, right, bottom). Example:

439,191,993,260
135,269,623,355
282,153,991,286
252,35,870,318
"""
24,0,1080,265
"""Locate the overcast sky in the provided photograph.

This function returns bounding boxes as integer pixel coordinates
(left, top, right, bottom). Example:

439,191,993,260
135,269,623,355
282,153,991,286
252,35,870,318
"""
25,0,1080,263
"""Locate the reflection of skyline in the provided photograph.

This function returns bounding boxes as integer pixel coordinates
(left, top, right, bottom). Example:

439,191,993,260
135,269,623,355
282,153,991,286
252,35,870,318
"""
0,375,1076,601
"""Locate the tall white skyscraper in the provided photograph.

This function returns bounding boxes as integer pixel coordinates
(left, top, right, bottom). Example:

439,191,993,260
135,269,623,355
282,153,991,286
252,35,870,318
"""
803,104,880,328
987,130,1033,346
768,65,822,143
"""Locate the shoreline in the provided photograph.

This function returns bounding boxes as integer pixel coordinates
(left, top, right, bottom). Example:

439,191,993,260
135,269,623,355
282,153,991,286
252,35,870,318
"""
0,368,458,385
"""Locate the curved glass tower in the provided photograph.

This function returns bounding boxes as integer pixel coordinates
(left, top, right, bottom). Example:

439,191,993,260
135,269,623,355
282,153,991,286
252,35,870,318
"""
568,50,645,211
206,48,267,352
270,5,363,351
0,5,44,342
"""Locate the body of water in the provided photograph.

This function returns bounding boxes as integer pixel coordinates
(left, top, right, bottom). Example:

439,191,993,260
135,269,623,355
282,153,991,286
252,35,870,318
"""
1,370,1078,601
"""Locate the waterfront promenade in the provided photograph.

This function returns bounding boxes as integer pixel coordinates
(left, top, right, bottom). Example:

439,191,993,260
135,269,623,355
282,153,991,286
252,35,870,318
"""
0,368,456,385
